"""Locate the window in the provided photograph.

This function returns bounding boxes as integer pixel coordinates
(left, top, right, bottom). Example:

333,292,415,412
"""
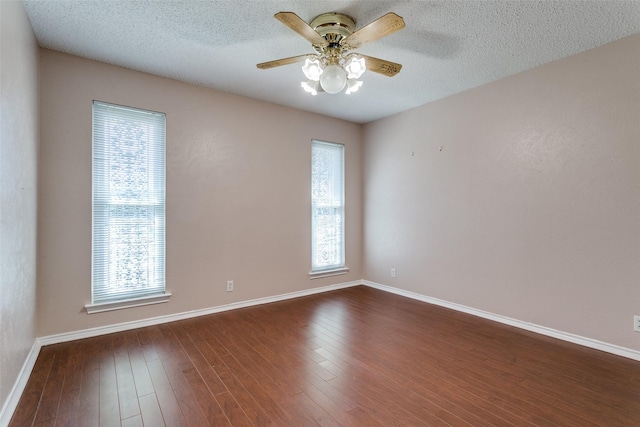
87,101,168,313
311,140,347,277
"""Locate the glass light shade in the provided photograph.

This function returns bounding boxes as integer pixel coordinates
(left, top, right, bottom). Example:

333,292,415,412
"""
344,56,366,79
301,80,319,96
302,58,323,81
345,79,363,95
320,64,347,94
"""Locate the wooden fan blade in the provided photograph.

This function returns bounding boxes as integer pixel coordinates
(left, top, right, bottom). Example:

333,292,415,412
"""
341,12,405,49
360,54,402,77
275,12,328,47
257,54,310,70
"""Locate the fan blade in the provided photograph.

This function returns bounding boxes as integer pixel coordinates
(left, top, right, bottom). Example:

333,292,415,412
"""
275,12,328,47
341,12,405,49
360,55,402,77
257,54,310,70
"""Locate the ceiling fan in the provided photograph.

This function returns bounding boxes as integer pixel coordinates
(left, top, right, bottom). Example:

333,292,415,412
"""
257,11,405,95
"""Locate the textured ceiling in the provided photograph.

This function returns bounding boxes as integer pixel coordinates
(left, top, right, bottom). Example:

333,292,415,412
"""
23,0,640,123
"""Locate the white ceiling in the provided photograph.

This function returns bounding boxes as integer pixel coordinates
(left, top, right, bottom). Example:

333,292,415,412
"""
23,0,640,124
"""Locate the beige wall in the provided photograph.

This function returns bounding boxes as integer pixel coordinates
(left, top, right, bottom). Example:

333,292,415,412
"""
363,34,640,351
37,50,362,336
0,0,39,415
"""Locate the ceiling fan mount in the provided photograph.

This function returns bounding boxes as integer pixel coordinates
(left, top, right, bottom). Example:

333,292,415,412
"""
257,11,405,95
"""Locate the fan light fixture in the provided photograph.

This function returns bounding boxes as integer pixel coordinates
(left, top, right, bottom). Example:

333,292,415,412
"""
345,78,363,95
300,55,365,95
301,80,319,96
345,56,366,79
302,58,323,81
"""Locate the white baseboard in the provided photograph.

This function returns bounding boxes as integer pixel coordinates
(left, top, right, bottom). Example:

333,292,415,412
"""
363,280,640,362
38,280,363,346
0,340,42,427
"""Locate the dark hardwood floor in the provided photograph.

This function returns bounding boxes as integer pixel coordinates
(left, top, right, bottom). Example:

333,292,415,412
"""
10,285,640,426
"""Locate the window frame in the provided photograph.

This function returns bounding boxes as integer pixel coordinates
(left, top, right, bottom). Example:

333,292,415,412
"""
310,139,349,278
86,101,170,313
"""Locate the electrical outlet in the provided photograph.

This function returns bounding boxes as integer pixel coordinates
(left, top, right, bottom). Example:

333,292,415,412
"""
391,268,396,278
634,315,640,332
226,280,234,292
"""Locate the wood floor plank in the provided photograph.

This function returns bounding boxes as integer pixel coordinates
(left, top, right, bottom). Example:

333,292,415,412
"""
120,414,143,427
302,380,381,427
136,327,160,364
344,406,386,427
10,347,56,427
138,393,166,426
114,348,141,420
76,367,99,427
10,286,640,426
350,334,536,425
127,345,156,398
145,359,188,427
181,364,232,426
274,391,339,427
214,391,253,427
220,352,297,426
52,409,78,427
32,346,69,424
149,328,210,426
98,353,121,427
211,323,306,397
214,356,273,426
169,322,227,395
75,338,105,426
159,323,230,427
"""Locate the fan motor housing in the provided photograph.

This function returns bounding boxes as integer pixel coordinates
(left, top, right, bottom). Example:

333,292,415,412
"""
310,12,356,46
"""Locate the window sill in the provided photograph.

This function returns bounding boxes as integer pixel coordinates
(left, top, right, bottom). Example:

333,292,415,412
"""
85,292,171,314
309,267,349,279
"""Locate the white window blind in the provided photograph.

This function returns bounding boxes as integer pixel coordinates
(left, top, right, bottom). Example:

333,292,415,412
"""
311,140,345,272
92,101,166,306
